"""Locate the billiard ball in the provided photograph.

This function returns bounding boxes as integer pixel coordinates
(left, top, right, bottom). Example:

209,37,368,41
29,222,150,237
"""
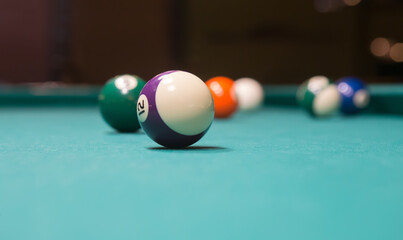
206,76,238,118
336,77,370,114
99,74,146,132
297,75,341,117
234,77,264,111
137,70,214,148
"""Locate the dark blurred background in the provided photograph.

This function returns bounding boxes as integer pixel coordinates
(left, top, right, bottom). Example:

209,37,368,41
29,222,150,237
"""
0,0,402,84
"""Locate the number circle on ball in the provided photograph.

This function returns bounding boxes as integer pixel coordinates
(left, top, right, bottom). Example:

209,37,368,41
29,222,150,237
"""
114,75,138,92
137,94,149,122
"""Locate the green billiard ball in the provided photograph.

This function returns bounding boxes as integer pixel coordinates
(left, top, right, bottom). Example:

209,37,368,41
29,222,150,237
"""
99,74,146,132
296,75,340,117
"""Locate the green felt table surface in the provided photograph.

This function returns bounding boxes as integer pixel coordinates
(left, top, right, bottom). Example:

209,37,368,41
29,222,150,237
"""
1,106,402,240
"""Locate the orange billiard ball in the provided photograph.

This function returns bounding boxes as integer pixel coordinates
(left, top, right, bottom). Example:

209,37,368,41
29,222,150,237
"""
206,76,238,118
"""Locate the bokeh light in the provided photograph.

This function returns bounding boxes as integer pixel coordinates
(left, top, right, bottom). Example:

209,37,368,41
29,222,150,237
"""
344,0,362,6
389,43,403,62
370,37,391,57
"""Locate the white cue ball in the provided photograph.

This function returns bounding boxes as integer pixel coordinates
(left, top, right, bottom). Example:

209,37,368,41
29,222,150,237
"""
234,77,264,110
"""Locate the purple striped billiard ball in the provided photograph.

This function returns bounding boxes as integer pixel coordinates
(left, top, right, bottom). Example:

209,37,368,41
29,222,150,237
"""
137,70,215,148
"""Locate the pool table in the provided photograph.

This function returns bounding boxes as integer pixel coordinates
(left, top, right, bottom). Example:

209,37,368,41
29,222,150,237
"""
1,84,403,240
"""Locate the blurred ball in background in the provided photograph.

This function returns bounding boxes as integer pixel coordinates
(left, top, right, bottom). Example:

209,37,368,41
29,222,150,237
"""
297,76,341,117
235,78,264,111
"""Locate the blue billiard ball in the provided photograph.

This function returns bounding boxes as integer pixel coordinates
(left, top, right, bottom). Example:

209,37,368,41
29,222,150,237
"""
336,77,370,114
